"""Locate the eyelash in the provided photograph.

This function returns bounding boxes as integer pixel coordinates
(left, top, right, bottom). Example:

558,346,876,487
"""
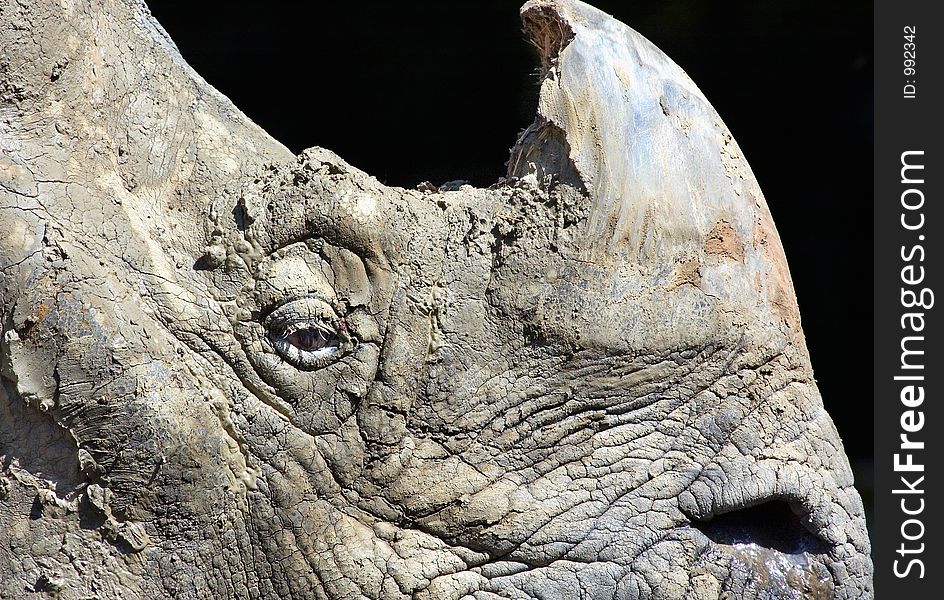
263,297,354,369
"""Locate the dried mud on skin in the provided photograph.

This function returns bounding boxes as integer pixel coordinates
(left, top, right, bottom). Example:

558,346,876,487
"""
0,0,871,598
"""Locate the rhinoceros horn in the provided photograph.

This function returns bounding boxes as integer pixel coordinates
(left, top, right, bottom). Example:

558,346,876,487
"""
0,0,872,598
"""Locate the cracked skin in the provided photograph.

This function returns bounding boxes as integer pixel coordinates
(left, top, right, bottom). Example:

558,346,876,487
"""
0,0,872,598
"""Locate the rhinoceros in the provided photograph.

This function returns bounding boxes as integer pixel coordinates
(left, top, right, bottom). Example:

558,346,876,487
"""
0,0,872,598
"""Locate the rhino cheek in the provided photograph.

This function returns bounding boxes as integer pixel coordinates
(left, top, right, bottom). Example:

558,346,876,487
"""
0,0,871,597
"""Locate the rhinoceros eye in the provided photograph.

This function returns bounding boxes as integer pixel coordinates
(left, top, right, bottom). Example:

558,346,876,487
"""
264,297,354,369
286,328,336,352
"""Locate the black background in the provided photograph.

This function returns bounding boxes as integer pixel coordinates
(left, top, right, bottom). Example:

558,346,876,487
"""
147,0,873,524
872,0,941,596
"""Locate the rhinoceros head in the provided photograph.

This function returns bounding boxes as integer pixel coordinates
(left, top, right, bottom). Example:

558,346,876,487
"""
0,0,871,598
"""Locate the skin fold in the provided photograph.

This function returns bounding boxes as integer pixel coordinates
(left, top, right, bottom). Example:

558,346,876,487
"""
0,0,872,598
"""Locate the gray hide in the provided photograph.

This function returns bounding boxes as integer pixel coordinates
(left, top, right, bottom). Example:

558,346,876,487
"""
0,0,872,598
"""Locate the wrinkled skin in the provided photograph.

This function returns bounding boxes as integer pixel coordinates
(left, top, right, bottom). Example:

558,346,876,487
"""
0,0,871,598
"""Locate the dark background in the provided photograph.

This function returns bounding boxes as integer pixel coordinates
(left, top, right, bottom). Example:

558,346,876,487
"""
147,0,873,524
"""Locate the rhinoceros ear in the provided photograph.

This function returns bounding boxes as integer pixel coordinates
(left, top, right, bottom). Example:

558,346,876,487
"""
509,0,801,335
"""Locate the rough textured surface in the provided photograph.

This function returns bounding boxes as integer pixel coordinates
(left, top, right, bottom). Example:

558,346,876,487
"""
0,0,871,598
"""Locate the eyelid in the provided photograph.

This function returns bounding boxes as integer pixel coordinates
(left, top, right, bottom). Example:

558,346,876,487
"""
260,293,338,322
263,296,353,369
280,319,335,337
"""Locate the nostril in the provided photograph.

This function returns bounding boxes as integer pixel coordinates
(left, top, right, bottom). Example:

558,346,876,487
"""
689,500,829,555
